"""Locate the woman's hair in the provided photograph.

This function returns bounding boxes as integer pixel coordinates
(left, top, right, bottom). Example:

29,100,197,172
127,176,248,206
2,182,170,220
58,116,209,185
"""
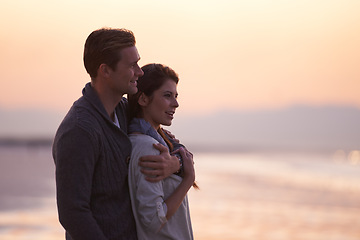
83,28,136,79
128,63,179,121
129,64,198,189
128,63,179,151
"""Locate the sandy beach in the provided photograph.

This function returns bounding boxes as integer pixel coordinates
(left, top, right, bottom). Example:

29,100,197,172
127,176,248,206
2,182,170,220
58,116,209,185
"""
1,146,360,240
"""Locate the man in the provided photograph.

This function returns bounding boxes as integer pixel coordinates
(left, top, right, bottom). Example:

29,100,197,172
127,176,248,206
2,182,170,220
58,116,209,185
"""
52,28,180,240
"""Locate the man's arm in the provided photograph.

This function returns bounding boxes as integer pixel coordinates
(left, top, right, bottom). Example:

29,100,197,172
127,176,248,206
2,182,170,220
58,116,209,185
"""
54,127,107,240
138,143,180,182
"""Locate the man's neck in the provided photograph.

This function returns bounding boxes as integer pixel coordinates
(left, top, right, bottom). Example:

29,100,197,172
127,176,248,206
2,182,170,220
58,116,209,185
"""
91,81,123,120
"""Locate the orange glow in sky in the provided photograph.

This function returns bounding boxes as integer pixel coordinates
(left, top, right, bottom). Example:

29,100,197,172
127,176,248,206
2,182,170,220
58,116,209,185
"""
1,0,359,115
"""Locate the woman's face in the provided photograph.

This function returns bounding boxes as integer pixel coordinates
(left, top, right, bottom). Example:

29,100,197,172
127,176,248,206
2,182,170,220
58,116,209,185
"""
141,79,179,130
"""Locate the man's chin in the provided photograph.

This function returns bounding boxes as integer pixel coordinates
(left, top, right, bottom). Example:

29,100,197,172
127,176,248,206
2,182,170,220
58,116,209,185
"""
128,87,138,95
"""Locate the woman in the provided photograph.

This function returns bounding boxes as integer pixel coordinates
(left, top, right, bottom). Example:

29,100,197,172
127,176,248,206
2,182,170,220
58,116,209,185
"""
128,63,196,239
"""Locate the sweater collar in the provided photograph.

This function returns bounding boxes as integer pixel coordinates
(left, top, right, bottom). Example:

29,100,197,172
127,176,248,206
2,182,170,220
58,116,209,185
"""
82,82,115,124
81,82,130,134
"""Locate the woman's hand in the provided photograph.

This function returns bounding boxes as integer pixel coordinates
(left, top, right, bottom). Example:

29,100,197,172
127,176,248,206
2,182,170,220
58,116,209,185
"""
163,147,196,220
173,147,195,185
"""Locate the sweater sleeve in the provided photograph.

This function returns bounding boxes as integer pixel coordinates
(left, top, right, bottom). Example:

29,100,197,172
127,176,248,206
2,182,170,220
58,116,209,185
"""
129,135,168,233
53,126,107,240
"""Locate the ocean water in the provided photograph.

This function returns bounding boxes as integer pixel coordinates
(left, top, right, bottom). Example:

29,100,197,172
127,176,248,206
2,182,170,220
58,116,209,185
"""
0,145,360,240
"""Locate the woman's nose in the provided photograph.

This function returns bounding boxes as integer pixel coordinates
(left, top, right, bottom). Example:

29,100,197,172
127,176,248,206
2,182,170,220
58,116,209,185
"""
173,98,179,108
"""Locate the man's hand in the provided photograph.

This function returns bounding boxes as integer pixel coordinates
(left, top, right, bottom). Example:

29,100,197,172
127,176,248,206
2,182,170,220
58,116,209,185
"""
139,143,180,182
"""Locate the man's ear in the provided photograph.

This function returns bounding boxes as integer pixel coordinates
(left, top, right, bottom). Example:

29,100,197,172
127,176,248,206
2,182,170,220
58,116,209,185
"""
98,63,111,78
138,93,149,107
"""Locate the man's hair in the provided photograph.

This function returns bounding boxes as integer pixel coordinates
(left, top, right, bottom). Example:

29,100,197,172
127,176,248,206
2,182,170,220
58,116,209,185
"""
83,28,136,79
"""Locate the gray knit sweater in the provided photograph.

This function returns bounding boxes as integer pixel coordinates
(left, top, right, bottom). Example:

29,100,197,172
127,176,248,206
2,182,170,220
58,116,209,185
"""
52,83,137,240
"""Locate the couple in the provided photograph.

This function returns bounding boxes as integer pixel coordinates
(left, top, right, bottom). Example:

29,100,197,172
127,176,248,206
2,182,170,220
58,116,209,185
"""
52,27,196,240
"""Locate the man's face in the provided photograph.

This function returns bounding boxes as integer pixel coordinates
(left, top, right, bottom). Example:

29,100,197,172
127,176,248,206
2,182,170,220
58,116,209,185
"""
108,46,143,96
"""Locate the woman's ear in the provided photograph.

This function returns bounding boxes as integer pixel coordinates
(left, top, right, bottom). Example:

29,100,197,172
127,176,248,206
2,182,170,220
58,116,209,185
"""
138,93,149,107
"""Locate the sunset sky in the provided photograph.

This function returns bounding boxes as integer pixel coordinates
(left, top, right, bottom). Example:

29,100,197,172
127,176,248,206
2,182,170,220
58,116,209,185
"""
1,3,360,239
1,0,360,117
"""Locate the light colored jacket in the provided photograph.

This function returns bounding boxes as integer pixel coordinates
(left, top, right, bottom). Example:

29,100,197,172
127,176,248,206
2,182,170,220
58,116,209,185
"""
128,134,194,240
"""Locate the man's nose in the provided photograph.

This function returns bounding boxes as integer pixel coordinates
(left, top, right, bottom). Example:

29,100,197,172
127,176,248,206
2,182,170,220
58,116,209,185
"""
136,65,144,76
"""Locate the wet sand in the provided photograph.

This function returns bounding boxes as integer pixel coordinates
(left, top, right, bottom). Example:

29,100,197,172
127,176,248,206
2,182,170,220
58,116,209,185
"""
189,153,360,240
1,146,360,239
0,145,60,239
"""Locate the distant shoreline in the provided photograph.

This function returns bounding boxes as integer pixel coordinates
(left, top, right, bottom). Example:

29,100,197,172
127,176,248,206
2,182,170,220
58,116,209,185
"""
0,137,341,155
0,137,53,147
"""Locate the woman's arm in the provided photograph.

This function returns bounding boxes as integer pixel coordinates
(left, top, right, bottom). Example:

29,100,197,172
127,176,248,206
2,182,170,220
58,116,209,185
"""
163,147,195,220
129,135,195,232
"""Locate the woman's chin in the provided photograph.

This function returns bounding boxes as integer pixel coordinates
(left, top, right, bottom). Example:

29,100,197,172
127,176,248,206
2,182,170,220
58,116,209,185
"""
162,121,172,127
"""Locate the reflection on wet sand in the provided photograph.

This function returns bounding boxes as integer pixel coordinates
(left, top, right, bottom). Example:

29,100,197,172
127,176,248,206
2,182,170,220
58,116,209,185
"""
190,153,360,240
1,146,360,240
